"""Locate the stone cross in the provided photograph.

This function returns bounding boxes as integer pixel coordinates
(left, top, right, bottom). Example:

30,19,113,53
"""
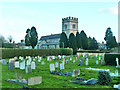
116,58,120,68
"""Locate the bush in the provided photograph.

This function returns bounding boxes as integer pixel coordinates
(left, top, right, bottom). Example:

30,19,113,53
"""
98,71,112,85
77,50,110,53
104,53,120,66
1,48,73,59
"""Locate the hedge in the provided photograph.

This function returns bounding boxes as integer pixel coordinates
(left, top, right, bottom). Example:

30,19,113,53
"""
77,50,110,53
104,53,120,66
1,48,73,59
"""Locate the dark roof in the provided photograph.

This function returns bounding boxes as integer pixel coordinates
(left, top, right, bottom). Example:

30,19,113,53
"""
40,33,61,40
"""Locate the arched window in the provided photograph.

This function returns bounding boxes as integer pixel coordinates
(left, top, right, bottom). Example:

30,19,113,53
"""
73,24,76,29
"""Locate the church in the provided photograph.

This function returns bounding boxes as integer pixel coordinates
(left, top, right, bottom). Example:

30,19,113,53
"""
38,16,78,49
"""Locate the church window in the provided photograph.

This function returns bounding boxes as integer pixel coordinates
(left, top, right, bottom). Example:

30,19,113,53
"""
65,24,67,29
73,24,76,29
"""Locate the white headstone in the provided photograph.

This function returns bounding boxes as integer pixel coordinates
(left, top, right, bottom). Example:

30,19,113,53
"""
85,60,88,65
20,62,25,69
55,62,59,68
116,58,119,67
26,60,31,66
70,58,72,61
96,60,98,64
49,63,55,71
73,59,75,63
15,61,19,68
31,62,35,69
60,63,64,70
41,61,45,65
38,59,41,62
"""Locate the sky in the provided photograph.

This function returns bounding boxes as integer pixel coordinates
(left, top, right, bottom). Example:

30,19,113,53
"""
0,0,119,43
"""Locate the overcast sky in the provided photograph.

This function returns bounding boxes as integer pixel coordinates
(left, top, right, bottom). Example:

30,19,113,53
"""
0,0,119,43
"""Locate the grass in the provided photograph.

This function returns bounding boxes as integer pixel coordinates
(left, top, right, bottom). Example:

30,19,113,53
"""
1,55,119,89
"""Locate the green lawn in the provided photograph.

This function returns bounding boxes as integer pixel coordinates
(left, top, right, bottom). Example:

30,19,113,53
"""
1,55,119,89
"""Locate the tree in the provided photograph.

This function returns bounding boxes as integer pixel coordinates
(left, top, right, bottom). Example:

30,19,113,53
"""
25,26,38,49
0,35,6,47
69,33,77,54
8,35,13,43
104,27,117,49
76,32,82,49
80,30,88,50
60,32,68,48
25,28,31,46
93,37,98,49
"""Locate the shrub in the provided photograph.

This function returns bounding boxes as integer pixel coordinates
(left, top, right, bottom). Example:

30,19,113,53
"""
98,71,112,85
104,53,120,66
1,48,73,59
77,50,110,53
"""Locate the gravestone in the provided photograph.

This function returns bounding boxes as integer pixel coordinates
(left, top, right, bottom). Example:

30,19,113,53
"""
100,60,102,64
38,59,41,62
80,60,83,66
26,60,30,66
60,63,64,70
2,60,7,65
20,62,25,69
31,62,35,69
85,59,88,65
73,59,75,63
28,76,42,85
8,63,14,70
49,63,55,72
96,60,98,64
15,61,19,68
72,70,80,77
25,65,32,74
49,58,52,62
55,62,59,68
34,60,37,65
116,58,120,67
70,58,72,61
41,61,45,65
99,57,101,60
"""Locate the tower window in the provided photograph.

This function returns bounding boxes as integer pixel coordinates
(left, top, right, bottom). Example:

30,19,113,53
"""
65,25,67,29
73,24,76,29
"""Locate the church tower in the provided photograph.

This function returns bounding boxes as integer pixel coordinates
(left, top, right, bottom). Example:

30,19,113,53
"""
62,16,78,38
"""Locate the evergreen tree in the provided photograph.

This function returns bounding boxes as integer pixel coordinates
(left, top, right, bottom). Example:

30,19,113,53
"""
80,30,88,50
30,26,38,49
104,27,117,49
93,37,98,49
25,26,38,49
76,32,82,49
60,32,68,48
25,28,31,46
69,33,77,54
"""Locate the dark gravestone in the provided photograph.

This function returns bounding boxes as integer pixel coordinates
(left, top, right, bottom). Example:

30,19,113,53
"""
8,63,14,70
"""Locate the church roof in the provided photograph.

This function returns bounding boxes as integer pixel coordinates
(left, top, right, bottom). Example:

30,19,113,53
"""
40,33,61,40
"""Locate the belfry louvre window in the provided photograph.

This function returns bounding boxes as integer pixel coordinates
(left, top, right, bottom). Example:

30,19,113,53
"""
73,24,76,29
